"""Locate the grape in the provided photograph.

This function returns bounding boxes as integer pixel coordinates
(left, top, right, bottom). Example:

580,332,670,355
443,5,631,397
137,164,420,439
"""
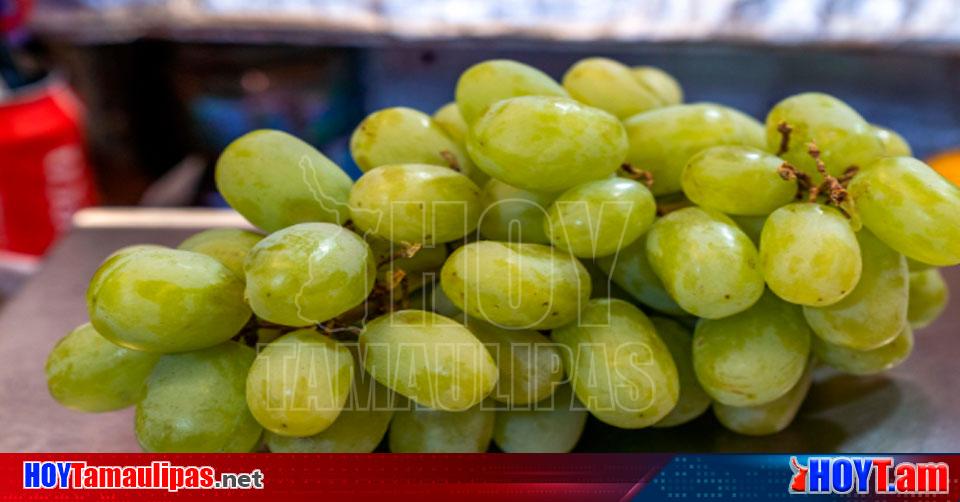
848,156,960,266
177,228,263,279
86,244,165,308
359,310,497,411
872,125,912,156
813,325,913,375
215,129,353,233
544,177,656,258
136,342,262,452
246,329,354,437
552,299,679,429
713,360,812,436
466,96,628,193
907,258,933,273
803,230,908,350
650,318,711,428
432,102,469,145
455,59,567,125
646,207,764,319
477,178,556,245
693,291,811,407
594,235,684,316
561,57,663,119
366,234,448,273
623,103,766,195
408,284,462,318
760,203,861,306
731,215,766,246
389,401,495,453
440,241,591,329
349,163,481,245
88,248,251,353
908,269,949,329
45,323,160,412
630,66,683,106
681,146,796,215
492,384,587,453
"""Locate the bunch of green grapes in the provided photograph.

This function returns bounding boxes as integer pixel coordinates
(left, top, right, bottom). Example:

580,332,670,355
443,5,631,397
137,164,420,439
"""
46,57,956,452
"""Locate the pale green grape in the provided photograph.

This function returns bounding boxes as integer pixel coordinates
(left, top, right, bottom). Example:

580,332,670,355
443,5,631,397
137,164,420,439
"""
872,125,912,156
646,207,764,319
693,291,811,407
631,66,683,105
46,323,160,412
713,360,813,436
493,384,587,453
813,325,913,375
245,223,375,327
389,401,494,453
136,342,262,452
760,203,861,306
88,248,251,353
552,299,679,429
624,103,765,195
651,318,711,428
432,102,469,145
908,269,949,329
408,285,462,318
562,57,663,119
466,96,627,193
86,244,165,307
177,228,263,279
594,235,684,315
731,215,766,246
477,178,556,245
803,230,908,350
544,177,656,258
440,241,590,329
848,156,960,266
455,59,567,125
215,129,353,233
681,146,795,215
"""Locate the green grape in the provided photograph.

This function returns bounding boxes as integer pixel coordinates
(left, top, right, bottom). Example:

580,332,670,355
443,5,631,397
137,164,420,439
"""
646,207,764,319
477,178,556,245
246,329,354,437
86,244,166,307
872,124,912,156
561,57,663,119
432,102,469,145
493,384,587,453
45,323,160,412
908,269,949,329
359,310,497,411
455,59,567,125
440,241,591,329
848,156,960,266
136,342,262,452
408,285,462,318
624,103,766,195
594,235,684,315
803,230,908,350
466,96,627,193
389,401,494,453
349,163,481,245
693,291,811,407
544,177,656,258
651,318,711,428
813,325,913,375
215,129,353,233
245,223,375,327
760,203,861,306
177,228,263,279
631,66,683,106
713,360,813,436
552,299,679,429
731,215,766,246
681,146,796,215
907,258,933,273
88,248,251,353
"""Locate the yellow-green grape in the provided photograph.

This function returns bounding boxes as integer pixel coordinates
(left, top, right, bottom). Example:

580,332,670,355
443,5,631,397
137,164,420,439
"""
908,269,949,329
872,125,912,156
624,103,766,195
760,203,861,307
764,93,883,180
45,323,160,412
88,248,250,353
389,402,495,453
561,57,663,119
907,258,933,273
552,299,679,429
136,342,262,452
594,235,684,315
813,325,913,375
349,163,480,245
731,215,766,246
848,156,960,266
408,285,462,318
86,244,166,307
466,96,627,193
477,178,556,245
681,146,796,215
544,178,656,258
360,310,497,411
803,230,908,350
455,59,567,125
713,360,813,436
215,129,353,233
646,207,764,319
493,384,587,453
432,102,469,145
349,107,466,169
631,66,683,106
440,241,591,329
693,291,811,407
246,330,354,437
177,228,263,279
651,318,711,428
245,223,375,327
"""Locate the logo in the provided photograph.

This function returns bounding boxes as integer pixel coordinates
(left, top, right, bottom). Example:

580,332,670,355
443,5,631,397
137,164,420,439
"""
23,461,264,492
789,456,948,495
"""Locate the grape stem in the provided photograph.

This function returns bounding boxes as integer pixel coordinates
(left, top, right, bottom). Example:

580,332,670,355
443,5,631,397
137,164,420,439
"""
619,163,654,188
439,150,461,172
776,121,793,156
778,141,858,218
